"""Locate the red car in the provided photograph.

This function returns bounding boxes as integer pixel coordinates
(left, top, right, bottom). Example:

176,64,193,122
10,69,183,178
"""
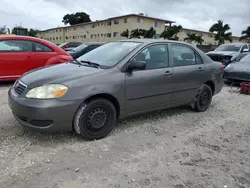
0,36,73,81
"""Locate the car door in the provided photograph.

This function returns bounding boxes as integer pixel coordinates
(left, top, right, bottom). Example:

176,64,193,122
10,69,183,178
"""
0,39,31,80
27,41,56,70
170,43,206,104
125,43,174,114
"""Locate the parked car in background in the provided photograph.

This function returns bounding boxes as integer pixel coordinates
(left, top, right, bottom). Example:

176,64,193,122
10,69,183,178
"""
0,35,73,81
8,39,224,140
59,42,82,51
230,52,250,63
68,42,105,59
224,53,250,83
206,43,250,65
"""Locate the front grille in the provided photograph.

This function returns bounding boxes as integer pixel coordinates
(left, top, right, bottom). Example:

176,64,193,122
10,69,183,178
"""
208,54,232,64
208,54,223,62
14,81,27,95
18,116,28,122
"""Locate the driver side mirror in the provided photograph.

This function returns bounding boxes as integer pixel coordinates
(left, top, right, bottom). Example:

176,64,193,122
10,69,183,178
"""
127,61,146,71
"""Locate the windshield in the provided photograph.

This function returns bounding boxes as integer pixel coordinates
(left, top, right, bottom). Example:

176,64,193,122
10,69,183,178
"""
215,44,241,52
77,41,142,68
71,43,88,52
239,54,250,62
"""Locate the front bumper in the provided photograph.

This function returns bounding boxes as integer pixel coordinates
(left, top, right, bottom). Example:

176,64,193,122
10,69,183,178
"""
8,88,82,132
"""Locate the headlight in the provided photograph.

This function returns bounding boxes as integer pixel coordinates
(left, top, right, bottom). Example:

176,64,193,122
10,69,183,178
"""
26,84,68,99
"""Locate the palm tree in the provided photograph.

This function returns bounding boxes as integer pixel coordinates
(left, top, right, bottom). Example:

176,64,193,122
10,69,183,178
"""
143,27,156,38
160,25,182,40
209,20,232,45
240,26,250,42
184,32,197,43
120,29,129,38
184,32,204,44
129,29,141,39
195,35,204,45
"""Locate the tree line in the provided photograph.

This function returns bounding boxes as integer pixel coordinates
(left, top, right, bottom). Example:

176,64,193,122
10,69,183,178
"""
2,12,249,45
121,21,250,45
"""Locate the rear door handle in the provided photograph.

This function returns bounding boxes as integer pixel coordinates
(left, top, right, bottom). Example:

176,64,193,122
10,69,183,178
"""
198,67,204,72
164,71,172,76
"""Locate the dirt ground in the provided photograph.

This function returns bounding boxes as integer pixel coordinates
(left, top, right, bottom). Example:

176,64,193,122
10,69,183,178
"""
0,84,250,188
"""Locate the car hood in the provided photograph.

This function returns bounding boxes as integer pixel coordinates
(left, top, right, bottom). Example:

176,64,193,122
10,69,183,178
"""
207,51,238,56
225,61,250,72
20,63,103,88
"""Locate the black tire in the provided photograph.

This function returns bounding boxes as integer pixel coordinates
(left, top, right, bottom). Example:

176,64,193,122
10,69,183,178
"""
194,84,213,112
73,98,117,140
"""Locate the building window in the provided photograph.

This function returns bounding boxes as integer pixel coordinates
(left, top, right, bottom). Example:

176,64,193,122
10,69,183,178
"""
124,18,128,23
113,32,119,37
60,36,62,40
114,19,119,24
155,21,161,27
66,36,68,39
91,35,93,38
137,18,143,23
107,21,111,26
101,34,103,36
107,33,111,37
56,37,58,40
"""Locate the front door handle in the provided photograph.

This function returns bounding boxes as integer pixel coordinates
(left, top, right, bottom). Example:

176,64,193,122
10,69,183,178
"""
164,71,172,76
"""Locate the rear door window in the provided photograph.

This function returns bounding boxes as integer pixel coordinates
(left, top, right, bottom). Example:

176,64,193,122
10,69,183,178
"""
171,44,203,66
33,42,53,52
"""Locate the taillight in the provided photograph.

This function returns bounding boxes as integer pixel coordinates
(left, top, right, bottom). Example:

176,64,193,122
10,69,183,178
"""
220,66,225,72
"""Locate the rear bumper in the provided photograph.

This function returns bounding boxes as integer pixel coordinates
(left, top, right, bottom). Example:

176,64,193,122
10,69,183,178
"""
8,88,82,132
223,71,250,82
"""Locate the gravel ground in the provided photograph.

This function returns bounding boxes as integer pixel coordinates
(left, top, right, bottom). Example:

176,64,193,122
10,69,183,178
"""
0,83,250,188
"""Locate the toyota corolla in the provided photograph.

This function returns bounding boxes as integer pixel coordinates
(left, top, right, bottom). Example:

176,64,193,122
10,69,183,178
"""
8,39,224,140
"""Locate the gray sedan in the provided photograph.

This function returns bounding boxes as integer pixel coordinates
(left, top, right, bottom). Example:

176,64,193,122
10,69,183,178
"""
8,39,224,140
224,53,250,83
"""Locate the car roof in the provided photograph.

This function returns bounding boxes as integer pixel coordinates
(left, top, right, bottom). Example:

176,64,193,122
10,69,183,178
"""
85,42,106,45
117,38,202,47
0,35,40,41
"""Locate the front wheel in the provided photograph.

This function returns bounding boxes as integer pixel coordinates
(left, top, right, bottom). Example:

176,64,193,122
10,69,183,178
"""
194,84,213,112
74,99,117,140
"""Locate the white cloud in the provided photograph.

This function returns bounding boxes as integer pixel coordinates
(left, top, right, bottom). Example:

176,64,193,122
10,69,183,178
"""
0,0,249,36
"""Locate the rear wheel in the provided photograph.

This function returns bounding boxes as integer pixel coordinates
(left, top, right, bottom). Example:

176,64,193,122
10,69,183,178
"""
74,99,117,140
194,84,213,112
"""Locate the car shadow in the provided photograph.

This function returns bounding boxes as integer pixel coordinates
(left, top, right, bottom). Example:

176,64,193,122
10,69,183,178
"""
4,105,194,148
0,81,15,87
116,105,194,131
12,105,195,146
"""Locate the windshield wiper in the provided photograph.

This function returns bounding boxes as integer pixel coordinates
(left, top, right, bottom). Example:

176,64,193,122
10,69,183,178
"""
80,60,101,68
72,59,81,64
